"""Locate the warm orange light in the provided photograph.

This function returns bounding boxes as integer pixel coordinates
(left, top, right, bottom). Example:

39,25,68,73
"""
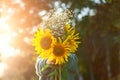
0,17,19,58
0,62,7,77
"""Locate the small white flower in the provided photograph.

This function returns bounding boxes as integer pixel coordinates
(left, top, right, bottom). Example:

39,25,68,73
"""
40,9,73,37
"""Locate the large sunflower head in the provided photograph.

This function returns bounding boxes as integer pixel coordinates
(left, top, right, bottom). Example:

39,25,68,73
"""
64,24,81,52
32,28,56,58
48,38,70,65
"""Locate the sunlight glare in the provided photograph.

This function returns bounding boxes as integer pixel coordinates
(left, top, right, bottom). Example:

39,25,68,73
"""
0,62,7,77
0,32,19,58
0,18,10,31
0,17,19,58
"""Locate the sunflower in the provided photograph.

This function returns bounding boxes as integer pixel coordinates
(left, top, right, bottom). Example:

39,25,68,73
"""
32,28,56,58
64,24,81,52
48,38,70,65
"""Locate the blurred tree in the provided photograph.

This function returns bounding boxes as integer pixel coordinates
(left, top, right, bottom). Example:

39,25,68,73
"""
43,0,120,80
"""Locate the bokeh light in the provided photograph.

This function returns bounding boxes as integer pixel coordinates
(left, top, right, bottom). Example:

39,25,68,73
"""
0,63,7,77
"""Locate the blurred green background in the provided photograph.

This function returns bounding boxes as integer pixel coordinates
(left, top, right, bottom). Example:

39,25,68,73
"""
0,0,120,80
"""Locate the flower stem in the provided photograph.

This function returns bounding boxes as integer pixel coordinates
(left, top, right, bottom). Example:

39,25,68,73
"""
55,68,57,80
59,65,61,80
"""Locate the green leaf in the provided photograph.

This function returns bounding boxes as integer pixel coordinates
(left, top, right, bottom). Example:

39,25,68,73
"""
47,69,57,77
41,64,51,72
50,76,54,80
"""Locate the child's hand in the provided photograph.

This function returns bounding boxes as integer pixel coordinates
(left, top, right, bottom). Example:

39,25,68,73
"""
46,60,55,65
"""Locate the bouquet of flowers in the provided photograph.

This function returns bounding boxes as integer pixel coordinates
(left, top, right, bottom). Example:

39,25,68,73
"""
32,9,80,80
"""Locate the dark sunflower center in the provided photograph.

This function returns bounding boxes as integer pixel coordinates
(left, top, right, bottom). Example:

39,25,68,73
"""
53,44,65,57
40,36,52,50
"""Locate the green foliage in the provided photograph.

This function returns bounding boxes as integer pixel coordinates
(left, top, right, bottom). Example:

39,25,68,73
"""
106,0,112,3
